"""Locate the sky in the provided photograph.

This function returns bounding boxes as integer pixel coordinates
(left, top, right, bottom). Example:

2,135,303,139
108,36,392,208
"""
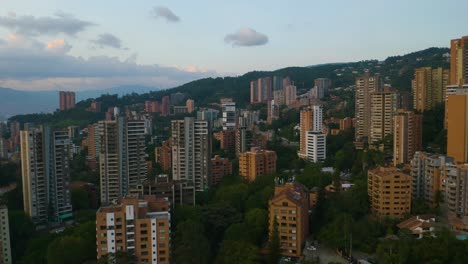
0,0,467,91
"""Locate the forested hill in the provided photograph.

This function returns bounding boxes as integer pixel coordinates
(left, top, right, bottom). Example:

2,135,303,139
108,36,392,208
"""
10,47,449,124
103,47,449,108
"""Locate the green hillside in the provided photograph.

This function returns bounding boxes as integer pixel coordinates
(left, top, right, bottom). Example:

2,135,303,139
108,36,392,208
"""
10,47,449,124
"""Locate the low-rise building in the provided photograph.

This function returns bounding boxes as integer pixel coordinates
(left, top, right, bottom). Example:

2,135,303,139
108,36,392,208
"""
368,166,411,220
130,175,196,206
210,155,232,186
397,215,436,239
239,148,276,182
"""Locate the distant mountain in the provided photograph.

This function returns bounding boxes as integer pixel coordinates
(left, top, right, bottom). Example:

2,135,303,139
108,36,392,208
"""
0,85,160,117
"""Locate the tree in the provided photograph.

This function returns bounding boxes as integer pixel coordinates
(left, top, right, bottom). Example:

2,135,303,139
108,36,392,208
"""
71,188,90,211
173,220,212,264
8,210,35,262
267,218,280,264
46,236,93,264
216,240,259,264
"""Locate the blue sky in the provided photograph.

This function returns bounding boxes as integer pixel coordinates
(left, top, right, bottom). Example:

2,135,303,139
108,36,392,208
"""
0,0,467,91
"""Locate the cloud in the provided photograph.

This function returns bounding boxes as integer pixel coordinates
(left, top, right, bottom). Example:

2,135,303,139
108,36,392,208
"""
0,36,215,90
91,33,125,49
46,39,72,53
150,6,180,23
0,11,95,36
224,27,269,47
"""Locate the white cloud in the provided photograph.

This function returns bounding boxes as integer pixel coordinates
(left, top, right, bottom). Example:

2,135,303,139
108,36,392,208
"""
91,33,125,49
0,36,215,90
224,27,269,47
150,6,180,23
0,11,95,36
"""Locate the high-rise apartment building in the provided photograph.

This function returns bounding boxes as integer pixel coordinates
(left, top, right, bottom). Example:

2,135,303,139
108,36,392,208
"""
171,117,211,191
222,102,236,130
0,206,11,264
161,96,170,117
410,152,448,207
196,109,219,127
145,101,161,113
250,77,272,104
447,94,468,163
59,91,76,111
20,127,73,224
298,105,323,159
211,155,232,186
236,117,253,156
305,132,326,162
442,163,468,233
284,85,297,106
354,73,383,149
267,100,280,124
369,91,398,146
450,36,468,85
99,117,147,204
314,78,332,97
412,67,450,112
368,167,411,219
269,182,309,259
393,110,423,165
186,99,195,113
96,195,170,264
155,140,172,173
239,148,276,182
220,130,236,154
0,138,7,159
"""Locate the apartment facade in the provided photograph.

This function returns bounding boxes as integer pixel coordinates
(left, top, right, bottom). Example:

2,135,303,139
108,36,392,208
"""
450,36,468,85
239,148,276,182
20,127,73,224
369,91,398,146
269,182,309,259
314,78,332,97
99,117,148,205
305,132,326,162
354,73,383,148
298,105,323,158
412,67,450,112
171,118,211,191
155,140,172,173
393,110,423,165
250,77,272,104
186,99,195,113
446,93,468,163
410,152,448,207
130,175,195,206
96,195,170,264
59,91,76,111
0,206,11,264
221,102,236,130
211,155,232,186
368,166,411,220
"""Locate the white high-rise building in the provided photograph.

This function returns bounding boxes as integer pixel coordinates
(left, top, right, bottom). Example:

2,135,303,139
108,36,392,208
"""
306,132,326,162
20,127,73,224
311,105,323,132
299,105,326,162
222,102,236,130
172,117,212,191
